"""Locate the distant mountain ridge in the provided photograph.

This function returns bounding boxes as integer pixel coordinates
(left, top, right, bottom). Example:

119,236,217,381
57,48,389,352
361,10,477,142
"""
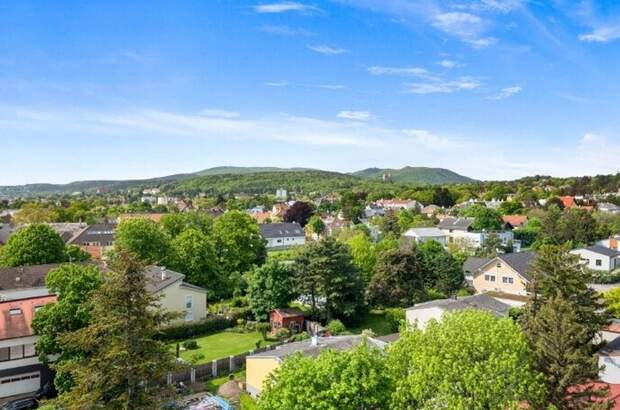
0,166,474,197
352,166,476,184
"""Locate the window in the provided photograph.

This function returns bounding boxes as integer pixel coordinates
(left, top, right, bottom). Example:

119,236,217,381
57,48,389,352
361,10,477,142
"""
0,347,9,362
185,295,193,309
10,345,23,360
9,308,22,316
502,277,514,284
184,295,193,322
596,259,602,266
484,274,496,282
24,344,35,357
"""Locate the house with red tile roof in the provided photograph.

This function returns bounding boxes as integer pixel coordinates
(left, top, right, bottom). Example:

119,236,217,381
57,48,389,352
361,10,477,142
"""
0,295,56,398
502,215,528,229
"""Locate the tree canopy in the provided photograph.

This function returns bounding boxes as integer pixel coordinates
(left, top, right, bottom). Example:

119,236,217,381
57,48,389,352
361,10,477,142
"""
114,218,171,264
0,224,66,267
248,260,296,322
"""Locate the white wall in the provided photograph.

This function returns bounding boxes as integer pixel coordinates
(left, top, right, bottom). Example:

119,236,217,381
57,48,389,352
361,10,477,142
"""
266,236,306,248
600,355,620,384
406,307,445,329
570,249,616,271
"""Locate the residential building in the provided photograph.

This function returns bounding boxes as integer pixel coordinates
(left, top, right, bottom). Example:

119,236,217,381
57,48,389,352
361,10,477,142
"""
270,309,304,333
271,203,289,218
275,189,287,200
0,264,67,301
467,252,536,301
571,245,620,272
402,227,447,245
141,196,157,205
0,295,57,398
375,199,420,211
501,215,528,229
69,222,116,259
246,335,387,397
144,266,207,325
260,222,305,249
364,204,385,218
597,236,620,251
599,202,620,214
405,294,511,329
420,204,441,217
462,256,490,286
437,217,514,249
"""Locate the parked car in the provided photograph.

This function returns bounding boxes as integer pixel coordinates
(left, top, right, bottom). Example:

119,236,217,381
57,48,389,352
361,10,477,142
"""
0,397,39,410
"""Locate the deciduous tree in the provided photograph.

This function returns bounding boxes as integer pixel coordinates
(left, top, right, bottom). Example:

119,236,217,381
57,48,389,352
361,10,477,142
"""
0,224,66,267
114,218,171,264
248,260,296,322
282,201,314,227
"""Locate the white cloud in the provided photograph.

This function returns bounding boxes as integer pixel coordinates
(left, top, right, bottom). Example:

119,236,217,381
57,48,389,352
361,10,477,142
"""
366,66,439,80
260,25,314,36
253,2,316,13
201,109,240,118
337,111,371,121
402,78,480,94
488,85,522,100
402,129,453,148
308,84,347,90
437,59,459,69
432,12,495,47
265,81,289,87
579,25,620,43
307,44,348,55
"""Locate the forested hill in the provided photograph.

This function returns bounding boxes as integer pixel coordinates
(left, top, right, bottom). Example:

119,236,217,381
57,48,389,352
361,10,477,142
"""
352,166,476,184
0,166,475,197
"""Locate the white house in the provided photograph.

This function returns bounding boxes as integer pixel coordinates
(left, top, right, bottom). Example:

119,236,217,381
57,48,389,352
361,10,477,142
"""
0,295,57,398
598,202,620,214
405,294,511,329
437,217,514,249
403,227,447,246
260,222,305,249
570,245,620,272
375,199,420,211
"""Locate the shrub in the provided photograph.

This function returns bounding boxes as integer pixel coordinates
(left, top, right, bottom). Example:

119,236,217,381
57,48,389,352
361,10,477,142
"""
183,340,199,350
156,315,236,340
275,328,291,339
189,353,205,364
426,288,447,301
326,319,346,335
256,322,271,339
384,308,405,333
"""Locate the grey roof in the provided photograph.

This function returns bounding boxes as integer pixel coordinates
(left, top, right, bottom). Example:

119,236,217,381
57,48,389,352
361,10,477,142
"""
577,245,620,258
437,217,474,231
406,293,511,317
249,335,383,360
598,202,620,211
497,251,536,281
69,222,116,245
260,222,304,239
463,257,490,273
144,266,185,293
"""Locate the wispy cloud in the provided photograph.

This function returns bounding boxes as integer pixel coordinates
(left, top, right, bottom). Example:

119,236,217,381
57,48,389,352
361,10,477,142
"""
201,109,240,118
337,110,371,121
402,78,481,94
579,24,620,43
488,85,522,100
437,59,460,69
366,66,439,80
307,44,348,55
259,25,314,36
432,12,496,48
253,2,317,13
306,83,347,90
265,81,290,87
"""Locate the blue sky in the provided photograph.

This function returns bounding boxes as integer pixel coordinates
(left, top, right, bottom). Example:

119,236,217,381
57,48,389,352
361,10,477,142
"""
1,0,620,185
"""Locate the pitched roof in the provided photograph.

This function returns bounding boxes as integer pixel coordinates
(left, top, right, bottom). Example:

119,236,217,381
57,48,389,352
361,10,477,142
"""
576,245,620,258
0,263,70,291
69,222,116,245
437,217,474,231
497,251,536,281
406,293,511,317
260,222,304,239
502,215,528,228
143,266,185,293
403,227,445,238
0,295,57,340
463,256,490,273
560,196,576,208
249,335,384,360
273,308,305,318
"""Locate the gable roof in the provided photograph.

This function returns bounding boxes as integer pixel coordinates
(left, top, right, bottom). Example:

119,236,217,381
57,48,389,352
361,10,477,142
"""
260,222,304,239
437,217,474,231
497,252,536,281
0,263,76,291
463,256,490,273
406,293,511,317
502,215,528,228
576,245,620,258
273,308,305,318
69,222,116,245
0,295,57,340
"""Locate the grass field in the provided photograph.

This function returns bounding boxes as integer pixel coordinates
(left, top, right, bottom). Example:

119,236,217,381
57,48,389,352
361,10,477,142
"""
349,310,395,336
172,331,274,364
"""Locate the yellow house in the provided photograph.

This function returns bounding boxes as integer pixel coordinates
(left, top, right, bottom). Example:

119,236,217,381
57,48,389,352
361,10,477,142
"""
466,252,535,304
144,266,207,325
246,335,388,397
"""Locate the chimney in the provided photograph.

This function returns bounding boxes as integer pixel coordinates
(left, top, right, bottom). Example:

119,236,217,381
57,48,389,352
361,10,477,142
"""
611,238,618,250
160,266,167,281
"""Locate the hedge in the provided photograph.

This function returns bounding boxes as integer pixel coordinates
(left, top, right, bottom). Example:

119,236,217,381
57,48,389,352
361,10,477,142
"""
158,315,238,341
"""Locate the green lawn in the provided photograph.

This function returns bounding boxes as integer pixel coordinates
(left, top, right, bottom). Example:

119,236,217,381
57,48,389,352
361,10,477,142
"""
205,370,246,394
171,331,273,364
349,310,395,336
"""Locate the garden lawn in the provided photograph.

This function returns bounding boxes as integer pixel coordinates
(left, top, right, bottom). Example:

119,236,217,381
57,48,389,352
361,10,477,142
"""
172,331,273,365
349,310,394,336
